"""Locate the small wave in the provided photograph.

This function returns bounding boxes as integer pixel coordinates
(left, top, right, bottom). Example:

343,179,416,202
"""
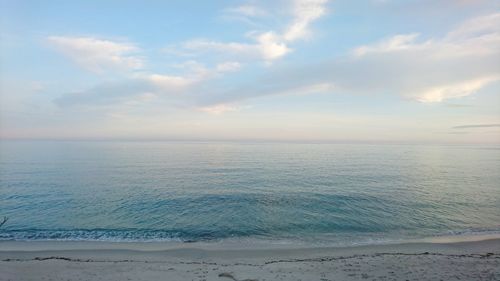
0,229,192,242
2,226,500,247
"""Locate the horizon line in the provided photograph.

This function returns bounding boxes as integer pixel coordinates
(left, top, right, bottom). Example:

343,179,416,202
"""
1,137,499,146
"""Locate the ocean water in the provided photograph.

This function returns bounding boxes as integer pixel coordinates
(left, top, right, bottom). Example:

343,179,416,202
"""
0,141,499,246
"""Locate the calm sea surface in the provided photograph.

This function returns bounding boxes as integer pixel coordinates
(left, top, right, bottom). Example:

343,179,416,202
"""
1,141,499,245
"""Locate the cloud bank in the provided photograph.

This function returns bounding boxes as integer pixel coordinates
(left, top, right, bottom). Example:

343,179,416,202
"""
204,12,500,105
50,8,500,113
48,36,143,73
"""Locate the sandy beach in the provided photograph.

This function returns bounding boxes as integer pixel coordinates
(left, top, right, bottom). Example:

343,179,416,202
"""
1,237,499,281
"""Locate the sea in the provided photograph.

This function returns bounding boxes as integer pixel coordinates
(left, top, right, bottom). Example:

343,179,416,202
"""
1,140,499,246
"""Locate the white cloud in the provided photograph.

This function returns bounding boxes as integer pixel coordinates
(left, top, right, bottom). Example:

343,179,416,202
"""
446,12,500,41
52,8,499,115
255,31,292,61
183,34,291,63
183,39,255,57
224,4,268,18
199,12,500,105
179,0,328,63
416,75,500,103
267,82,335,98
147,74,193,89
353,33,421,56
215,61,241,73
355,13,500,59
354,14,500,102
199,104,240,114
342,13,500,102
283,0,328,42
296,82,335,95
221,4,269,26
54,59,242,108
48,36,143,73
141,61,241,91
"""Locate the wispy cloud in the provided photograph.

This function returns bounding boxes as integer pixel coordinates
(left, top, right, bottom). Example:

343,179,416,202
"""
225,4,267,17
50,9,500,115
53,1,332,110
182,32,291,62
206,12,500,105
283,0,328,41
3,0,500,142
353,33,420,56
416,76,499,103
178,0,329,63
198,104,240,115
54,79,156,107
54,59,241,108
347,13,500,102
48,36,144,73
452,124,500,129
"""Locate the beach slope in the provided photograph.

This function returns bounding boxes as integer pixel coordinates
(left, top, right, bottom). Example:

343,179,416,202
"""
1,238,499,281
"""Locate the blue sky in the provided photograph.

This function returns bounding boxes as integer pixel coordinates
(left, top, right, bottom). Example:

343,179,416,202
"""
0,0,499,143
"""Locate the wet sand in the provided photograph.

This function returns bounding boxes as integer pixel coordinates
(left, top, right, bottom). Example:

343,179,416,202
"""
1,238,499,281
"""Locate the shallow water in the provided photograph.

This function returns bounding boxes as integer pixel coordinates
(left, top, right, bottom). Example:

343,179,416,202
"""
1,141,499,245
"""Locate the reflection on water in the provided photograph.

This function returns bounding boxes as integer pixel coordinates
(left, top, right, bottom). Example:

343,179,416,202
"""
1,141,499,244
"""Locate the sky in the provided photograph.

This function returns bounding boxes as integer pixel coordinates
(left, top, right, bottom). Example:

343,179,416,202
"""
0,0,499,144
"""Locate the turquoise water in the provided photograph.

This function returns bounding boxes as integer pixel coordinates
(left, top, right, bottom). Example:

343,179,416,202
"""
0,141,499,245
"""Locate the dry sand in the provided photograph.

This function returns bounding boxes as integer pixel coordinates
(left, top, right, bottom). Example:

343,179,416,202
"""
1,237,499,281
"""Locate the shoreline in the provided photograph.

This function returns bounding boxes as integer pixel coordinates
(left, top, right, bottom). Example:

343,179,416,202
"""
1,231,500,251
1,237,500,259
1,237,499,280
